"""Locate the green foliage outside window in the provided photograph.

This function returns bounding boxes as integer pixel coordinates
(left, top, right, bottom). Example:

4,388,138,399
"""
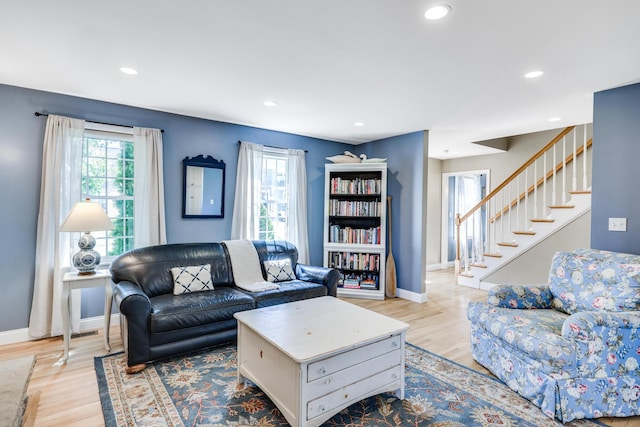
259,204,275,240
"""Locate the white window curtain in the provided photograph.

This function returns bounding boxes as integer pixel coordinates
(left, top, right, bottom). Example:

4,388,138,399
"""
29,115,85,339
231,142,263,240
231,141,309,264
287,148,309,264
133,127,167,247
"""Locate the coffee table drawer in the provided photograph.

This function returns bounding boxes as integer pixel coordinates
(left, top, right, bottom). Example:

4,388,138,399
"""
307,365,402,420
307,334,401,381
306,349,402,400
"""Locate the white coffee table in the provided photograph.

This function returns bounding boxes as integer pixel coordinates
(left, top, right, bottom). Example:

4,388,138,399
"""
234,296,409,427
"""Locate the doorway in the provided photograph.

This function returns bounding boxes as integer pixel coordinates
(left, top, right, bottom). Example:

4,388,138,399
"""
441,170,489,267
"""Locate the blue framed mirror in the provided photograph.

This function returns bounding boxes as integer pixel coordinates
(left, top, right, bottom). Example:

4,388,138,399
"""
182,155,225,218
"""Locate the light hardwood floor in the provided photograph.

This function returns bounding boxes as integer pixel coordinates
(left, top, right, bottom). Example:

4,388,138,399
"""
2,269,638,426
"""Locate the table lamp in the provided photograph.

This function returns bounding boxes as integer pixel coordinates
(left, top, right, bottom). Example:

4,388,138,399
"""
60,198,114,275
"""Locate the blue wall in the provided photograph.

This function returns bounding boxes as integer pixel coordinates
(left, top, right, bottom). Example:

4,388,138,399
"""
363,131,428,295
0,83,351,331
591,82,640,255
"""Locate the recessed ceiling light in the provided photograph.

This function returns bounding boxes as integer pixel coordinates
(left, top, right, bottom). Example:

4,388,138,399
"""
354,122,365,127
119,67,138,75
524,70,544,79
424,5,451,20
263,100,278,107
548,117,562,122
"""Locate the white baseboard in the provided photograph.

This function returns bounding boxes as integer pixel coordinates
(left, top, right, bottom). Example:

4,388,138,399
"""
0,313,119,346
0,328,30,346
396,287,429,303
426,263,444,271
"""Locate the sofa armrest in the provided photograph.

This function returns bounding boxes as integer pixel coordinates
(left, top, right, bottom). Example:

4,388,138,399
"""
296,264,340,297
562,311,640,376
113,281,152,315
487,284,553,309
562,311,640,340
113,281,152,366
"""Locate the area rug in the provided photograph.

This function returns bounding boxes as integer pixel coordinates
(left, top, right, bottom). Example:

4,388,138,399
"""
95,343,607,427
0,355,35,427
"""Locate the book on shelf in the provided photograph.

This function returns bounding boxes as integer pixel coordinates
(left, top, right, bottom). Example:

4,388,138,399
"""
342,279,361,289
328,251,380,271
359,275,378,289
328,225,381,244
328,200,381,217
330,177,381,195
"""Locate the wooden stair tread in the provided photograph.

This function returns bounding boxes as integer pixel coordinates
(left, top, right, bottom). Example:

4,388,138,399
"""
513,230,536,235
530,218,555,223
497,242,518,247
458,272,474,278
548,205,575,209
569,190,592,195
483,252,502,258
469,262,487,268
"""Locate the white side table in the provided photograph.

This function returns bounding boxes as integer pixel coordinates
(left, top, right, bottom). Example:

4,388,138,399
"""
61,270,113,362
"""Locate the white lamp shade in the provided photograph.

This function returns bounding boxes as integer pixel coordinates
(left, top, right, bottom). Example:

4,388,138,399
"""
60,199,115,232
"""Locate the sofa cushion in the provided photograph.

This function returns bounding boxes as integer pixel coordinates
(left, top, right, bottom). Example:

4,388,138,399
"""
253,240,298,278
149,287,255,333
467,302,576,372
264,259,296,282
171,264,214,295
549,249,640,314
240,280,327,308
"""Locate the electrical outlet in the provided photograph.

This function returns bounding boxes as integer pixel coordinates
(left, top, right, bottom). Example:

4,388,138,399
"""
608,217,627,232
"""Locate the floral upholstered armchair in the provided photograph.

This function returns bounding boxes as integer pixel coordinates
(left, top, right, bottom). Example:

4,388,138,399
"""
467,248,640,422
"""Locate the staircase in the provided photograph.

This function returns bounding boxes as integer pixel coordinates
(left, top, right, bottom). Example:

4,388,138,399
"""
456,125,592,289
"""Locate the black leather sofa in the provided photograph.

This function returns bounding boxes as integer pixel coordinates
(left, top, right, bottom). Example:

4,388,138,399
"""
110,240,339,372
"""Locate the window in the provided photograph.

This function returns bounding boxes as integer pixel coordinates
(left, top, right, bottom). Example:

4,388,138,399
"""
232,141,308,262
81,129,135,259
258,150,288,240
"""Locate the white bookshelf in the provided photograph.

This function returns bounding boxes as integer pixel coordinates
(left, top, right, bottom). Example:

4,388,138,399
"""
323,163,387,300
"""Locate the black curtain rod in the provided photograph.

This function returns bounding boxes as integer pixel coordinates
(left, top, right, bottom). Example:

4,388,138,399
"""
238,140,307,153
34,112,164,133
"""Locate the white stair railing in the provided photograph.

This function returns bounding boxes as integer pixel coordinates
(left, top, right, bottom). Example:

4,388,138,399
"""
455,125,592,279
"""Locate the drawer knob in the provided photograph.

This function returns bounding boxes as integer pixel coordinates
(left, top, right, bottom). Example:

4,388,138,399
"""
318,367,326,374
325,379,331,385
391,341,398,348
319,405,325,412
392,373,398,380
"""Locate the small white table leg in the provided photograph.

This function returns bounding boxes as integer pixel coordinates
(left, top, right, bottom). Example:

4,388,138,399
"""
104,279,113,352
61,280,71,363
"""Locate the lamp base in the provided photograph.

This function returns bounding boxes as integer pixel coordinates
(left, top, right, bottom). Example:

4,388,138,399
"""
72,248,101,274
72,232,101,274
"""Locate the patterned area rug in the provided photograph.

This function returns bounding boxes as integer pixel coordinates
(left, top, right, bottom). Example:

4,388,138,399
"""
95,343,607,427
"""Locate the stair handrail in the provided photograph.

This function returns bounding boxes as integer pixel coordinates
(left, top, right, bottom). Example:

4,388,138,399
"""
456,126,575,226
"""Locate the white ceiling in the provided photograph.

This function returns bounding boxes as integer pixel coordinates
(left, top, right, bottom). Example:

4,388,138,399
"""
2,1,639,159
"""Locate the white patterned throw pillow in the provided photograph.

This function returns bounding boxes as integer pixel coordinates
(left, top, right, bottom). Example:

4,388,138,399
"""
264,259,296,282
171,264,214,295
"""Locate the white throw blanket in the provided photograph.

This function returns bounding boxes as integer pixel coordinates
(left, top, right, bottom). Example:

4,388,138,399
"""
222,239,280,292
